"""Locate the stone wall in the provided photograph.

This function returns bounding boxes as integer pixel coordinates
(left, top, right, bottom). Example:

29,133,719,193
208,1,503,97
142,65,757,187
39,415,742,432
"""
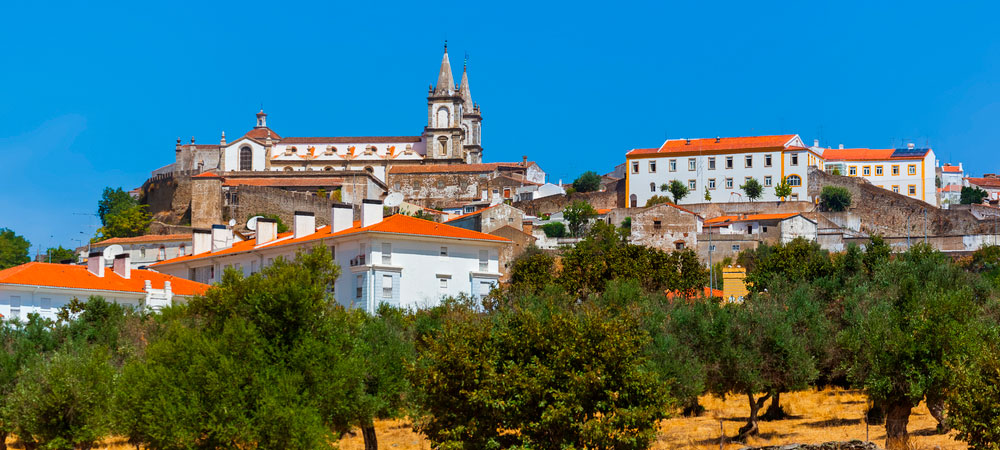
228,185,339,230
143,172,194,225
630,203,700,251
514,190,619,216
739,441,880,450
390,172,484,205
191,177,222,229
490,226,534,281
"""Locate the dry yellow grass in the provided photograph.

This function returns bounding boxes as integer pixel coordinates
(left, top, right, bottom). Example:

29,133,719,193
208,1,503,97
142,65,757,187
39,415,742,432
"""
15,389,964,450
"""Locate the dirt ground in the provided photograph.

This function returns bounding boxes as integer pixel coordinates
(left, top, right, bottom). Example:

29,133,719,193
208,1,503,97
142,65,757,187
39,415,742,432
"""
336,388,966,450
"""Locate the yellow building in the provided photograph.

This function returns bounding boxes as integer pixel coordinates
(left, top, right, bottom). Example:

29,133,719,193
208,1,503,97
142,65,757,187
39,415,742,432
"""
722,265,749,302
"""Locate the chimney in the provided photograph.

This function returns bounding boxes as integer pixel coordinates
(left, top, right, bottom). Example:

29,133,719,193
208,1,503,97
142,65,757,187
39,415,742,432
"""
362,199,384,227
522,219,534,235
839,144,844,149
959,162,963,172
87,251,105,277
522,155,528,167
908,142,915,150
211,225,233,252
685,138,691,145
256,218,278,245
112,253,131,279
715,136,720,143
331,203,354,233
293,211,316,238
193,229,211,255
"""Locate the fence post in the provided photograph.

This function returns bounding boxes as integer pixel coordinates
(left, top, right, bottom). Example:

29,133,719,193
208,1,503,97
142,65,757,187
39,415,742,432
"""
720,419,724,450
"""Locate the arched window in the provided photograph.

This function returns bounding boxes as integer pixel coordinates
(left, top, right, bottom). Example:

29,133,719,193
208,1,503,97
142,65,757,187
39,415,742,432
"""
157,246,166,261
283,166,294,172
436,107,450,127
438,136,448,156
787,175,802,186
324,166,333,171
239,146,252,171
650,182,656,192
630,194,637,208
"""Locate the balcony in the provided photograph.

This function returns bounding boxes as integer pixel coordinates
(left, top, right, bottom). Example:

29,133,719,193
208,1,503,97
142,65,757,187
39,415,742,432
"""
349,254,366,267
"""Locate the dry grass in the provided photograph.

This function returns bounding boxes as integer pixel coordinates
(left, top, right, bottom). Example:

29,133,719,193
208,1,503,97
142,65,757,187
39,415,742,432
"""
18,389,965,450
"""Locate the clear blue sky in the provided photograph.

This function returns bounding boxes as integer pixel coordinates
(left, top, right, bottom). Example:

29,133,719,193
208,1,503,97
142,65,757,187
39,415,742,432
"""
2,1,998,253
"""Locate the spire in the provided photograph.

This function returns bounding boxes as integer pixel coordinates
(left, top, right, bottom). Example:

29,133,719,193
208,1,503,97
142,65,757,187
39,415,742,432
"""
458,58,473,109
433,42,454,96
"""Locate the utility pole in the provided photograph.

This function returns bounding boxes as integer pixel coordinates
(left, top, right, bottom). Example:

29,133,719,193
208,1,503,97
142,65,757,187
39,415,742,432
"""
923,208,927,244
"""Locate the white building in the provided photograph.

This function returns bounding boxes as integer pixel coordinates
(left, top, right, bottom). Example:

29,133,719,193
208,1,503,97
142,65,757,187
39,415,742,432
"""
821,144,937,206
625,135,820,207
81,234,194,269
515,182,566,202
965,175,1000,202
0,256,208,321
939,163,964,187
172,45,485,182
703,213,818,243
151,202,511,313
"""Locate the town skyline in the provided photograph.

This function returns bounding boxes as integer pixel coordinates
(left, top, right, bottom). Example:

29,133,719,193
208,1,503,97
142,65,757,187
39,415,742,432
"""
2,0,999,249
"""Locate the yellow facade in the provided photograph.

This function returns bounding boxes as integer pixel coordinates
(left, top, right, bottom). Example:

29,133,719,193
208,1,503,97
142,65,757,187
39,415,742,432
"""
722,265,749,302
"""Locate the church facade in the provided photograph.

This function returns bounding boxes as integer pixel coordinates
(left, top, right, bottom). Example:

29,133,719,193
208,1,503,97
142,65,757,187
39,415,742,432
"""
172,45,484,184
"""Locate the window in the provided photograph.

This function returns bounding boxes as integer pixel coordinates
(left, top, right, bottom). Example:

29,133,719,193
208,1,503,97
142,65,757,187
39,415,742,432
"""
178,244,186,256
892,185,900,193
762,226,768,233
653,220,662,229
9,296,20,319
631,161,639,173
892,165,900,176
908,164,917,175
480,281,492,299
725,156,733,169
440,246,448,258
382,275,393,299
669,159,677,172
503,188,511,198
908,185,917,196
675,242,685,250
649,161,656,173
786,175,802,187
709,244,717,252
650,182,656,192
745,176,752,184
708,178,716,189
356,275,363,298
862,166,871,176
439,277,448,293
140,247,146,257
158,246,165,260
849,166,857,176
688,179,696,190
688,158,696,171
725,177,734,189
791,193,799,201
382,243,392,264
250,260,258,274
239,146,252,171
790,154,799,166
330,245,336,259
708,157,716,170
40,298,51,312
875,166,884,176
764,176,772,187
731,244,741,252
479,250,489,271
765,154,773,167
745,155,753,168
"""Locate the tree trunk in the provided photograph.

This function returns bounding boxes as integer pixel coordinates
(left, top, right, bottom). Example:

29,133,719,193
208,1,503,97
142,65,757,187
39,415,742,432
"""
681,397,706,417
884,399,914,450
362,422,378,450
925,390,949,433
0,430,7,450
736,392,771,441
866,399,885,425
761,391,786,421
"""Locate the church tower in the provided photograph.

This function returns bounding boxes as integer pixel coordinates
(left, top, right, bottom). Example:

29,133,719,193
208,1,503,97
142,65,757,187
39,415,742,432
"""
423,43,466,163
458,59,483,163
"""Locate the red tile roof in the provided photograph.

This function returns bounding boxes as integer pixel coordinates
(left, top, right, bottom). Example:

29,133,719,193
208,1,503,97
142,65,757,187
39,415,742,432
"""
823,148,929,161
941,164,962,173
966,177,1000,189
444,204,499,223
192,171,220,178
281,136,422,144
665,286,724,300
938,184,963,193
220,177,344,188
153,214,510,267
628,135,797,157
704,213,802,227
92,234,191,246
243,127,281,140
0,262,209,296
389,162,531,174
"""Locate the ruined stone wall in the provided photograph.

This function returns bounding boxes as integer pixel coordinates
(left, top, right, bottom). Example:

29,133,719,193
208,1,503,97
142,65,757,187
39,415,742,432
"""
513,190,619,216
390,172,484,205
808,167,992,236
696,234,760,263
143,172,194,224
228,185,337,230
490,226,534,281
191,177,222,229
630,203,700,252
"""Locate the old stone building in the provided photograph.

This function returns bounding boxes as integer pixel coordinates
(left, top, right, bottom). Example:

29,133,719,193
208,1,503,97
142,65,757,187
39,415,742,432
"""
445,203,526,234
629,202,703,251
388,161,546,208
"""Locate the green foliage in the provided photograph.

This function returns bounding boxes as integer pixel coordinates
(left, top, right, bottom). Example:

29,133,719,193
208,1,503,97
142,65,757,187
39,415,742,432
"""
621,216,632,230
739,237,833,293
830,167,842,176
316,188,327,199
7,344,116,450
820,186,852,211
962,186,989,205
704,189,711,201
0,228,30,270
540,221,567,238
963,245,1000,287
251,213,289,233
563,200,597,237
412,291,670,449
774,178,793,199
97,187,137,226
571,170,602,193
508,246,556,294
93,204,152,242
948,330,1000,450
349,305,414,444
0,315,61,443
740,177,763,202
44,246,77,264
668,179,689,203
644,195,672,207
331,189,342,202
564,186,576,195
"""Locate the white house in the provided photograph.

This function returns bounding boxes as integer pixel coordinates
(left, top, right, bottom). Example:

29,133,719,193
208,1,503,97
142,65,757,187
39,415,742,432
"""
515,182,566,202
151,201,511,313
703,213,818,243
81,234,194,269
939,163,964,187
821,144,937,206
626,135,821,207
0,256,208,321
965,175,1000,202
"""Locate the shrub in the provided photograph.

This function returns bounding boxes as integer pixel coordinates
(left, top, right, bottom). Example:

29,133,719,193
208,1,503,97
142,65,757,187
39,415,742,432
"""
541,222,567,238
961,186,989,205
644,195,671,207
572,171,602,193
820,186,852,211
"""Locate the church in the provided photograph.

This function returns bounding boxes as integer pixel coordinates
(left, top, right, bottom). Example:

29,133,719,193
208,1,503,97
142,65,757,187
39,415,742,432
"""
171,44,485,184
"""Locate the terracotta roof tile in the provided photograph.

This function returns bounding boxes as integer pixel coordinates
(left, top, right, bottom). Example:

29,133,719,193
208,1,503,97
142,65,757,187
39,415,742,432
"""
0,262,209,296
153,214,509,267
665,286,724,300
280,136,422,144
704,213,801,226
966,177,1000,188
823,148,929,161
389,162,532,175
92,234,191,246
243,127,281,140
220,177,344,188
444,204,498,222
628,135,797,156
941,164,962,173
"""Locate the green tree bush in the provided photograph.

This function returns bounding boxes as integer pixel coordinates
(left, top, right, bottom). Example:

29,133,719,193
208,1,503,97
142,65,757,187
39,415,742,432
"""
961,186,989,205
644,195,672,207
668,179,689,203
820,186,852,211
740,177,763,202
774,178,793,199
0,228,30,270
572,171,602,193
563,200,597,237
44,246,77,264
540,221,567,238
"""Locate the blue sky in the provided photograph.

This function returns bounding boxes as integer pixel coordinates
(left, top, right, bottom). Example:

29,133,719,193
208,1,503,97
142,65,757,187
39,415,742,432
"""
2,1,998,253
